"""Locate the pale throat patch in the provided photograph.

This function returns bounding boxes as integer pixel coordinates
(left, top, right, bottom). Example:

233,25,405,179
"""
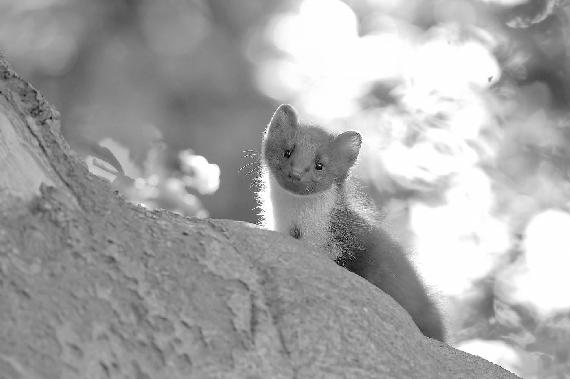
266,175,341,260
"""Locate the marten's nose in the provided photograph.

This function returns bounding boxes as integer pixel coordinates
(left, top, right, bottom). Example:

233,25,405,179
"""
289,168,303,181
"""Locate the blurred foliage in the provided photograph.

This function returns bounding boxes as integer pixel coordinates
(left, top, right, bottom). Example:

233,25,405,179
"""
87,139,220,216
0,0,279,220
3,0,570,377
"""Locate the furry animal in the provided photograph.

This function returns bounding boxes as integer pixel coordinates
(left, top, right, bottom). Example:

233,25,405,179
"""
258,104,445,341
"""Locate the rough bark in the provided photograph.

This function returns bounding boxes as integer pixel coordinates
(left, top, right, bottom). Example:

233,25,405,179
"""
0,56,520,379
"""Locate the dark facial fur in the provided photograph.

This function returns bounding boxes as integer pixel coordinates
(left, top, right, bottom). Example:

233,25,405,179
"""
262,104,362,195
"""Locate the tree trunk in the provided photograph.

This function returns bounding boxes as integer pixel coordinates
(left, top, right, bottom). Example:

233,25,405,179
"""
0,56,519,379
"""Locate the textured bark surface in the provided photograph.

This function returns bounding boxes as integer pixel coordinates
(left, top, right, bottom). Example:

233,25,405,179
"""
0,56,520,379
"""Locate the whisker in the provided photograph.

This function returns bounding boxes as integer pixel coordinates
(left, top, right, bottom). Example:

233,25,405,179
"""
242,149,258,159
239,161,258,172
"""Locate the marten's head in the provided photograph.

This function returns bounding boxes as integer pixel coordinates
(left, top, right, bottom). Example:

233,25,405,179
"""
262,104,361,195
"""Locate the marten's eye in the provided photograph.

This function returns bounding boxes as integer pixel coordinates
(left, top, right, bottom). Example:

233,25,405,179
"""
315,162,323,170
284,149,292,158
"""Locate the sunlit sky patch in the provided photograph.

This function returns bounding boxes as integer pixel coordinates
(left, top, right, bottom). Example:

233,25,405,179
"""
411,168,510,295
259,0,419,120
497,209,570,317
259,0,502,121
403,28,501,97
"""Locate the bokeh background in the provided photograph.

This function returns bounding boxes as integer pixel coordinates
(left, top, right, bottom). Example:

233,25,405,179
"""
2,0,570,377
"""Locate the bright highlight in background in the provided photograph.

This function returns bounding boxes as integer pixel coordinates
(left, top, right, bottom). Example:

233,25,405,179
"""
258,0,500,122
259,0,417,120
497,209,570,317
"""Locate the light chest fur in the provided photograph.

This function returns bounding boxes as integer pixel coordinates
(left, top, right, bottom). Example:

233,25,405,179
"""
265,174,341,259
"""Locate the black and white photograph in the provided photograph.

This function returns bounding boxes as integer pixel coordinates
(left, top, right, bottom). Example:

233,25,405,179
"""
0,0,568,378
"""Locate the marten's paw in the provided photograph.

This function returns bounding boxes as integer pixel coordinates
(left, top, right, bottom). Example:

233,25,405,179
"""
290,225,301,239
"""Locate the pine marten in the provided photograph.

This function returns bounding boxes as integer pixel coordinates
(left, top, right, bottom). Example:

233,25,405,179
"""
258,104,445,341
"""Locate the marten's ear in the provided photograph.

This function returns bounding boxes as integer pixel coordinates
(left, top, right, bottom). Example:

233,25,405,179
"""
333,131,362,168
268,104,298,132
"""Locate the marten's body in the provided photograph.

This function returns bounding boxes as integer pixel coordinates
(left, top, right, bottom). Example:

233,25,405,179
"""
259,104,445,341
